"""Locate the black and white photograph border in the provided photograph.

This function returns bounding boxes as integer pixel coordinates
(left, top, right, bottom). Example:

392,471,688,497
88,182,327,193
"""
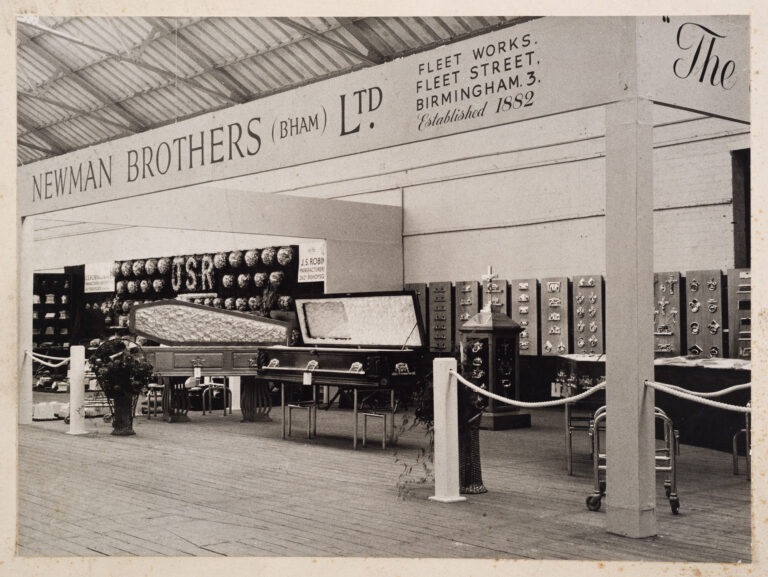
2,1,767,576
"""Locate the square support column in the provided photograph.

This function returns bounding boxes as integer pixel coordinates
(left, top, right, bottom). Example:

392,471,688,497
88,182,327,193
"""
18,216,34,425
604,97,657,537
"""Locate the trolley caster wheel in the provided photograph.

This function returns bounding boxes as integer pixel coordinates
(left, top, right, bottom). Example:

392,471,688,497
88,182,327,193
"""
586,495,602,512
669,497,680,515
103,414,112,423
599,480,606,496
64,416,70,425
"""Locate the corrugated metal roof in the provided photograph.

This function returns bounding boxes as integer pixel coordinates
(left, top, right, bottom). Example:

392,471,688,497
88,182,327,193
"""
17,16,536,166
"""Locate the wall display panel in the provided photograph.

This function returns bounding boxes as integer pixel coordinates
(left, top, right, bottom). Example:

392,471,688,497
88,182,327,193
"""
482,278,508,316
727,269,751,359
509,278,539,355
428,282,453,353
540,276,570,356
685,269,724,358
571,274,604,354
454,281,480,351
653,272,683,357
404,283,428,341
32,274,73,367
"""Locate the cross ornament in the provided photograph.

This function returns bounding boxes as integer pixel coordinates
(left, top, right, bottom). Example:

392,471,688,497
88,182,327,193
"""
481,265,498,284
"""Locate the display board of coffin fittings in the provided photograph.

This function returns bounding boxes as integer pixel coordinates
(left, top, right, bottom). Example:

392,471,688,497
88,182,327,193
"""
653,271,683,357
540,276,570,356
571,274,604,355
684,269,724,359
482,277,509,316
727,268,751,360
454,280,480,351
404,282,428,342
509,278,539,356
428,281,453,353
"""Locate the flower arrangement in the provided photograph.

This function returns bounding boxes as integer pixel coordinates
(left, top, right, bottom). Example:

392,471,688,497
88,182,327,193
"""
89,338,154,400
89,338,154,436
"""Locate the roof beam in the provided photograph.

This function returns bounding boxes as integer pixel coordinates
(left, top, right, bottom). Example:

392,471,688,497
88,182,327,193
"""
22,39,147,131
275,18,378,65
18,139,58,155
17,19,240,105
18,91,136,135
171,32,249,102
335,18,387,63
17,114,68,155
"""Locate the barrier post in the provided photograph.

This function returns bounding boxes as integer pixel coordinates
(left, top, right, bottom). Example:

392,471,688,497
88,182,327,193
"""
67,346,88,435
429,357,466,503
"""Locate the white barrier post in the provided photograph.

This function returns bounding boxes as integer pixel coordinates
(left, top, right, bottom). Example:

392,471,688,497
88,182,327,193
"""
429,357,466,503
67,346,88,435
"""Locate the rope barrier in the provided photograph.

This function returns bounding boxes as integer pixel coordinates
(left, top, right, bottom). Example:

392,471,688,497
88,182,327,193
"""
449,370,606,408
645,380,751,414
655,381,751,398
25,350,71,368
26,350,70,361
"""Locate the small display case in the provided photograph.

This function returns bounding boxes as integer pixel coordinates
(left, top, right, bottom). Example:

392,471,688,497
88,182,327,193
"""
509,278,538,356
684,269,724,358
572,274,604,355
727,268,751,359
540,276,570,356
654,272,683,357
428,281,453,353
32,273,74,375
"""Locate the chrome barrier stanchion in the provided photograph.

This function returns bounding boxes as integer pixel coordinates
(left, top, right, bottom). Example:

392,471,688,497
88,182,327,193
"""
66,346,88,436
429,357,466,503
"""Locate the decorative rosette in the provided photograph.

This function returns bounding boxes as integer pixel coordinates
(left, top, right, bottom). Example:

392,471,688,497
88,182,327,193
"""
222,274,235,288
224,297,236,310
120,261,133,277
253,272,268,288
213,252,227,269
122,300,133,313
277,246,294,266
157,257,171,275
261,247,277,266
269,271,285,287
111,262,122,277
203,298,213,307
115,281,126,294
244,249,260,267
237,273,251,288
145,258,158,276
127,280,138,294
213,298,223,308
132,259,145,277
193,298,203,305
139,280,150,293
235,297,248,311
248,296,262,311
278,295,294,310
228,250,244,268
152,279,165,293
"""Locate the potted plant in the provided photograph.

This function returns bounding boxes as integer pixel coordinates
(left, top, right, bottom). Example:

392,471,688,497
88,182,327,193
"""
89,337,154,436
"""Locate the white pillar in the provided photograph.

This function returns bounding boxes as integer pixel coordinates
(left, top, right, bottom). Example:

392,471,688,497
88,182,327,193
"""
18,215,34,425
67,346,88,435
229,376,241,411
429,357,466,503
604,96,657,537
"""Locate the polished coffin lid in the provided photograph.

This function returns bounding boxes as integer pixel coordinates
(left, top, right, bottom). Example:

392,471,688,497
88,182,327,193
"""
129,299,290,346
293,291,425,349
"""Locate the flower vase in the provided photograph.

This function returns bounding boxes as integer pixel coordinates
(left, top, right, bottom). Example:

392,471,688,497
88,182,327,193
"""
111,394,136,436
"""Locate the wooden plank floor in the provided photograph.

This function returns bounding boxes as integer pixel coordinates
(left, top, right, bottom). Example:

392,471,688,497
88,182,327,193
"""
18,407,751,561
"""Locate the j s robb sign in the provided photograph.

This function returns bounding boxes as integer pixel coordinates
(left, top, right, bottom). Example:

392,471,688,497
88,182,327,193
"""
19,17,748,218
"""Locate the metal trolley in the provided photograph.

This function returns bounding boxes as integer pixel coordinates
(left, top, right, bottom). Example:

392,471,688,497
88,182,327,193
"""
586,405,681,514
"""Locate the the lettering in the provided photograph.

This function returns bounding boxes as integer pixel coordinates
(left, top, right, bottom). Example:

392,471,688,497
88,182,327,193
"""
340,86,382,136
673,22,737,90
32,156,113,202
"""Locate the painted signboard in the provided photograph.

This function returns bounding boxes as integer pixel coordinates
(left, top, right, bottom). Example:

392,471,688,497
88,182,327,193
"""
18,17,629,216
